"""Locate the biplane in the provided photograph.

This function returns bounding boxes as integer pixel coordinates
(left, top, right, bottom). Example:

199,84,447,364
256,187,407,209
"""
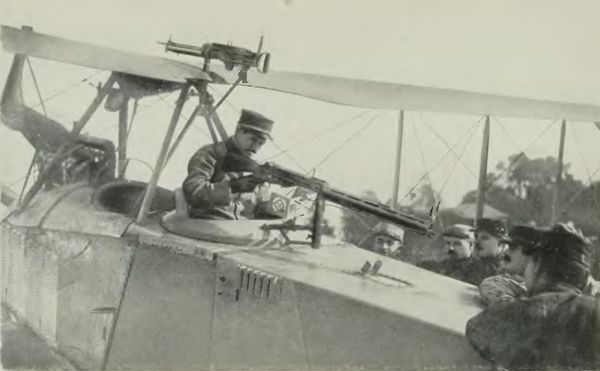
1,25,599,370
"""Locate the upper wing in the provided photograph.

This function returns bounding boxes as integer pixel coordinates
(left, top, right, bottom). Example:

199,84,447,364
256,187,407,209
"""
210,66,600,122
1,25,209,83
3,25,598,122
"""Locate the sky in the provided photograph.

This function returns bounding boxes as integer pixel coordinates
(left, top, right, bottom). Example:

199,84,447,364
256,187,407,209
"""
1,0,599,222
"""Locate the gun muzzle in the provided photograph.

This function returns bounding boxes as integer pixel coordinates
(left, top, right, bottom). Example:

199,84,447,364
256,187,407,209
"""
161,39,205,58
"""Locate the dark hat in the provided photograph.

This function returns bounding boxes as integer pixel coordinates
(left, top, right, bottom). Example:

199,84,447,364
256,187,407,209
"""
527,223,592,289
501,225,544,252
237,109,274,138
443,224,475,240
476,218,508,239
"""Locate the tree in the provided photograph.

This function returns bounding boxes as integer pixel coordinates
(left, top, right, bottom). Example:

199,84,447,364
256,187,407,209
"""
461,153,600,278
462,153,586,227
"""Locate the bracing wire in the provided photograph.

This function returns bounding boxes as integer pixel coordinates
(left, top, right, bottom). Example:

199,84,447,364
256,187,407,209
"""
25,57,47,116
264,110,372,161
30,70,105,110
155,93,212,142
401,116,485,202
557,164,600,220
309,112,383,173
417,112,478,180
437,121,479,196
561,123,600,217
484,119,558,191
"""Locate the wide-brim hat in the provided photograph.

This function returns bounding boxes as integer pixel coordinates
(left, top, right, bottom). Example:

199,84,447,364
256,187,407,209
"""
237,109,274,139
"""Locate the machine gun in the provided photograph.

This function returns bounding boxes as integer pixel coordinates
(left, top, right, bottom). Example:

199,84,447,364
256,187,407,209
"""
222,154,435,248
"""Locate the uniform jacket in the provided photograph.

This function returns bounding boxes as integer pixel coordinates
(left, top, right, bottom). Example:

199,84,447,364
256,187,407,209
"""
417,256,499,286
182,137,249,219
466,285,600,370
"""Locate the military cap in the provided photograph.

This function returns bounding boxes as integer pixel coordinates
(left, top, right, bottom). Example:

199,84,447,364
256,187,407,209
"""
237,109,274,138
443,224,475,240
476,218,508,239
501,225,544,252
372,221,405,242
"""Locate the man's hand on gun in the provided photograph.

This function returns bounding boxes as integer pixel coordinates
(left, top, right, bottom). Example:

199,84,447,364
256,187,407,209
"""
230,175,264,193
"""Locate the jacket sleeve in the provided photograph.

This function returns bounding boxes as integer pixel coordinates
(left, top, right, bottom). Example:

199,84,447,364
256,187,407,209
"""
479,274,528,306
465,299,543,369
182,147,232,209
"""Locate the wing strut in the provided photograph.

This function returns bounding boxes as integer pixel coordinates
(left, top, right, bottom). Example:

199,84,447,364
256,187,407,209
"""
474,115,491,227
136,82,191,224
551,120,567,223
117,98,129,178
72,73,116,134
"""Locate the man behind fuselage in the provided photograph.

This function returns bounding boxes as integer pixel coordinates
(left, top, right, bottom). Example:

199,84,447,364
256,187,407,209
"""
478,225,541,305
466,223,600,369
371,222,405,259
417,224,475,282
183,109,273,219
464,218,509,285
479,223,600,305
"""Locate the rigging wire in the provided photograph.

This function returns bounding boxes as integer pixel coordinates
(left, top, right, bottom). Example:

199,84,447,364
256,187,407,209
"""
25,57,47,116
563,123,600,217
483,119,558,191
155,93,212,142
309,112,383,174
263,110,372,161
416,113,478,180
557,163,600,221
30,70,105,110
437,120,479,196
400,116,485,202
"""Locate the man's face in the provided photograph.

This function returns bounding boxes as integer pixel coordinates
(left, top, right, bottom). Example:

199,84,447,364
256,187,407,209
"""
475,231,504,258
374,236,402,256
499,243,530,275
235,129,267,157
444,237,473,259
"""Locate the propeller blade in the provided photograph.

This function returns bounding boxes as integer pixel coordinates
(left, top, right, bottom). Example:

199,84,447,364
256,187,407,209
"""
209,66,600,122
1,25,210,83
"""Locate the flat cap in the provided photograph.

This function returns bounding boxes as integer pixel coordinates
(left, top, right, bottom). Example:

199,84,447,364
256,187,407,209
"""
443,224,475,240
373,221,405,242
238,109,274,138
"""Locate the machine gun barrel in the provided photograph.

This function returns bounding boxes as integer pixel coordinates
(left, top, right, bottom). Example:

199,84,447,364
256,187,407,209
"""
321,187,432,235
222,154,433,236
161,39,205,58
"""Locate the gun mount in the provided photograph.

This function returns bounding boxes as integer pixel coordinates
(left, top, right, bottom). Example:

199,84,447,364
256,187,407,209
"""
223,154,435,248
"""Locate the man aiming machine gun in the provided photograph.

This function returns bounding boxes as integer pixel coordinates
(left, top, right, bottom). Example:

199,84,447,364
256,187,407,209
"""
222,153,435,248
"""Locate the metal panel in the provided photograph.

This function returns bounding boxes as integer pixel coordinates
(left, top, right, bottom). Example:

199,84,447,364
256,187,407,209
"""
42,187,133,237
106,244,216,370
55,233,131,369
210,258,309,370
1,226,59,346
8,183,84,228
295,283,488,370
